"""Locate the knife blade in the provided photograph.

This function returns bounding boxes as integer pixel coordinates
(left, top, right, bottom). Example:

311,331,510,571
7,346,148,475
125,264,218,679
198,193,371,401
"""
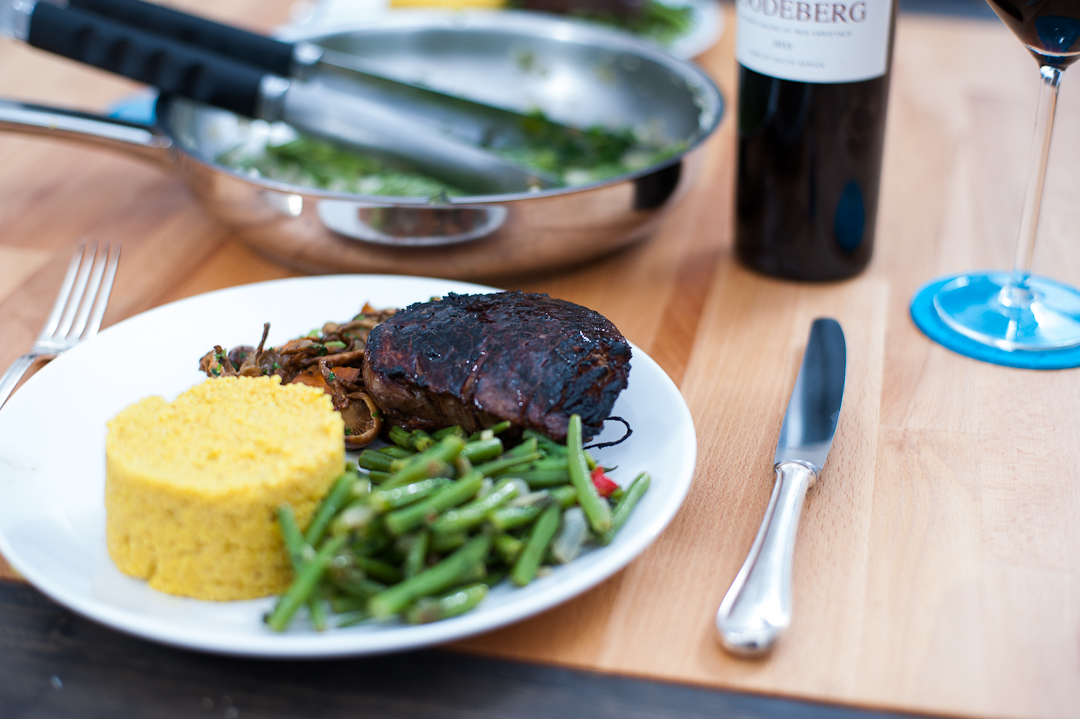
715,318,846,656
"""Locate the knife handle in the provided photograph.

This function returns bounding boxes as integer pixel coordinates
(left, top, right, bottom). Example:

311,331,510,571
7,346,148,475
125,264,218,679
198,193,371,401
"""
715,460,817,656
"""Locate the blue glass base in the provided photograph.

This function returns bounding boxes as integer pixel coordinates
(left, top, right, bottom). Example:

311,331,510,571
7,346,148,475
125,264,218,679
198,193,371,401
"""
911,274,1080,370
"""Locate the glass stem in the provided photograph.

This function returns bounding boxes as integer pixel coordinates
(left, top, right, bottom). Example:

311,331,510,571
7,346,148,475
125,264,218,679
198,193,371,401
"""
1008,65,1063,301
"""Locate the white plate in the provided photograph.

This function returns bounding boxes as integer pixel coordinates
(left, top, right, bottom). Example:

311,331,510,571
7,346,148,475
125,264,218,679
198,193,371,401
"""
0,275,695,658
283,0,723,59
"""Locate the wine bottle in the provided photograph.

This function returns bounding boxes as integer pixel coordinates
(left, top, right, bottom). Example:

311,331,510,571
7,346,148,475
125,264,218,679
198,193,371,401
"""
734,0,897,281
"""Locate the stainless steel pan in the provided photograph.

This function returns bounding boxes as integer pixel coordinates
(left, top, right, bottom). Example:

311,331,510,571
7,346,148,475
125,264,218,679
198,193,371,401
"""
0,13,723,279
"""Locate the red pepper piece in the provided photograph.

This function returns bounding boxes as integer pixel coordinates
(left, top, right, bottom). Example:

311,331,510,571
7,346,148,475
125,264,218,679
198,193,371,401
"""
590,467,619,498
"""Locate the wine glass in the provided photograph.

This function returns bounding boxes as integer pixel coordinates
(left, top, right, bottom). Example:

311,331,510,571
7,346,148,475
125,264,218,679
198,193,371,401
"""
925,1,1080,351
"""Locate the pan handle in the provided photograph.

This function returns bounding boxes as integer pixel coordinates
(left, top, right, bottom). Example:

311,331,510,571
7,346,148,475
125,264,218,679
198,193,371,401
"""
0,98,175,167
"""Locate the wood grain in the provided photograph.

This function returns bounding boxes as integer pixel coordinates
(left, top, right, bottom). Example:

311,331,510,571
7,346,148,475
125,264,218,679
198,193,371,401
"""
1,3,1079,719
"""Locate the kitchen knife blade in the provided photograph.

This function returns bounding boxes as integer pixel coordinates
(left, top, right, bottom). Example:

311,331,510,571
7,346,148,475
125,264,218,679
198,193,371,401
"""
715,318,846,656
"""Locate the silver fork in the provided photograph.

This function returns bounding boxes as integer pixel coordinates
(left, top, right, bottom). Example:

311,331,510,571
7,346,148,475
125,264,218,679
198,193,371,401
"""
0,243,121,410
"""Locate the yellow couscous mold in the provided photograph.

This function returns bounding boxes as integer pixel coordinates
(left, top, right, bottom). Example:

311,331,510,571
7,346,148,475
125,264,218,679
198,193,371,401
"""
105,376,344,601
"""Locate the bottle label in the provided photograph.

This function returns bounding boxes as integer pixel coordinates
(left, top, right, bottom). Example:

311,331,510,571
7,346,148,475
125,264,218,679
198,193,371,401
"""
736,0,893,83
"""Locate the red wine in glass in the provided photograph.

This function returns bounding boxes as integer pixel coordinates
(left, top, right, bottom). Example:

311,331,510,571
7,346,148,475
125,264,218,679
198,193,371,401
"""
921,0,1080,352
988,0,1080,67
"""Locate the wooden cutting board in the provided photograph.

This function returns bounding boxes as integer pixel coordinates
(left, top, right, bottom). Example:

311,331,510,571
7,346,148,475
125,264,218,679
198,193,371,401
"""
0,4,1079,719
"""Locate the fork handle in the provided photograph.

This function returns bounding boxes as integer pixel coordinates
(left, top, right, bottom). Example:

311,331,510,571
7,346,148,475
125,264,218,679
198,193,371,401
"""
0,353,46,410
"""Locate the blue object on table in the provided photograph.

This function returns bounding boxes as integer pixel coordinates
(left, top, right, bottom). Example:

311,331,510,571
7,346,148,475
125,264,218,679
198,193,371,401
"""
911,275,1080,370
106,91,157,124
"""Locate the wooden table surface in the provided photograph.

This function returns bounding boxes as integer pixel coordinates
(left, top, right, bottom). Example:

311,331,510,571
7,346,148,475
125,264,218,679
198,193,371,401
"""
2,3,1079,719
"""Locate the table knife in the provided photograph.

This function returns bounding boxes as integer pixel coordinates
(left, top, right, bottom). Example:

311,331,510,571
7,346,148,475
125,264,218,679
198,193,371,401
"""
715,318,846,656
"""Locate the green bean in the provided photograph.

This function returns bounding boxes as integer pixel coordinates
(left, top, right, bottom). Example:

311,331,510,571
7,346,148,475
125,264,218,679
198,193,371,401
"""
488,420,512,435
523,429,569,456
506,437,540,457
550,485,578,508
335,609,370,627
459,560,487,584
467,420,512,442
511,504,561,586
489,487,573,525
384,471,484,536
304,472,359,546
567,415,612,534
355,555,404,584
601,472,650,545
433,425,466,440
515,468,572,487
389,425,413,449
475,476,493,500
430,479,522,535
278,505,326,624
267,535,346,631
404,583,489,624
378,445,414,459
330,503,378,536
430,530,467,554
532,456,571,470
486,496,552,532
409,429,436,452
309,586,328,631
327,551,359,579
474,451,542,478
328,593,367,614
366,470,391,484
351,523,392,557
404,530,430,579
382,436,465,489
276,505,308,572
350,476,372,500
328,551,387,596
329,573,386,599
378,540,406,565
493,533,524,564
482,567,509,588
369,478,451,512
461,438,503,463
270,410,647,630
368,533,492,618
358,450,394,472
454,455,474,477
386,457,452,480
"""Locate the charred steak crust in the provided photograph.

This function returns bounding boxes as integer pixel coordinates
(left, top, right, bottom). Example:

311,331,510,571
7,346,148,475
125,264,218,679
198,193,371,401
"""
362,292,631,442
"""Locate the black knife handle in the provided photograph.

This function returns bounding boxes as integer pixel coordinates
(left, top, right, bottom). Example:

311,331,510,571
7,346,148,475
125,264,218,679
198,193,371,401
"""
67,0,296,77
28,2,268,119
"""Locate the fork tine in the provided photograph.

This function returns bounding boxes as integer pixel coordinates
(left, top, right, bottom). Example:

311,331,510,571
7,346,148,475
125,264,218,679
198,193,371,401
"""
81,244,121,340
53,242,97,340
68,244,109,340
37,243,88,341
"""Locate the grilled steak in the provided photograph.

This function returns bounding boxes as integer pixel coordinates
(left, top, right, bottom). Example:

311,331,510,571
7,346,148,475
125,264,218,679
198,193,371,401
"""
362,292,631,442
